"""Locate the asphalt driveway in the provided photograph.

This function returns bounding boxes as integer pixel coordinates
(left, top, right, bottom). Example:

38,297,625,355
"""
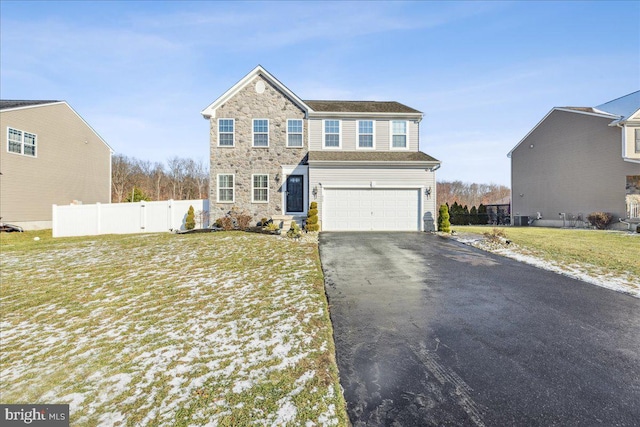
320,232,640,426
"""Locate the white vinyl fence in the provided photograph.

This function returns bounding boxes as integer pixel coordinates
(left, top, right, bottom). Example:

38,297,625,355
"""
52,200,209,237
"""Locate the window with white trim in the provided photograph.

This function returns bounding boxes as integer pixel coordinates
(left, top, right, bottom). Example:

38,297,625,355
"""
253,119,269,147
218,119,234,147
217,174,234,202
287,119,303,147
635,129,640,153
358,120,374,148
252,174,269,203
7,127,36,156
324,120,340,148
391,120,407,149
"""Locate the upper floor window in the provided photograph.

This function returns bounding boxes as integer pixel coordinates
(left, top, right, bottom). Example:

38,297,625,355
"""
358,120,374,149
218,119,234,147
324,120,341,148
635,129,640,153
287,119,303,147
217,174,234,202
7,127,36,157
252,174,269,203
253,119,269,147
391,120,408,149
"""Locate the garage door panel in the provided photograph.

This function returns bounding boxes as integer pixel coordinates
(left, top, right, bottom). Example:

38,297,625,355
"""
324,188,420,231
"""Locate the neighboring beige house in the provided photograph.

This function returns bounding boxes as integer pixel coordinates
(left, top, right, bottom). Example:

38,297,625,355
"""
201,65,441,231
509,91,640,229
1,100,112,229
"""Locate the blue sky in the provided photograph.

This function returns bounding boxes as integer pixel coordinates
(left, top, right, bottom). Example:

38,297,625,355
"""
1,1,638,186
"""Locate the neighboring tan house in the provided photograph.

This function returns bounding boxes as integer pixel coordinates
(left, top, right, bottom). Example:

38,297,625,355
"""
0,100,113,230
508,91,640,229
201,66,441,231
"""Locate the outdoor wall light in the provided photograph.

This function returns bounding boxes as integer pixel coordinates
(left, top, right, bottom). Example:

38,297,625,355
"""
425,186,432,199
312,186,318,199
275,173,280,182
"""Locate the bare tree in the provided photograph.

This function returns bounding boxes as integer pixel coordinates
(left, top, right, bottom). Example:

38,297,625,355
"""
437,180,510,208
112,155,209,202
166,156,187,200
111,154,135,203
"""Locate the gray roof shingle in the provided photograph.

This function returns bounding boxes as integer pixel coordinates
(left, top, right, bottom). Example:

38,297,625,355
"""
0,100,61,110
308,151,439,163
304,100,421,114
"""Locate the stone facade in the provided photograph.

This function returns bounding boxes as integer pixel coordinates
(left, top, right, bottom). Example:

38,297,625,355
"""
209,75,308,223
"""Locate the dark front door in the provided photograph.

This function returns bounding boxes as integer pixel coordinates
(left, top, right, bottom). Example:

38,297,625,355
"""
286,175,304,213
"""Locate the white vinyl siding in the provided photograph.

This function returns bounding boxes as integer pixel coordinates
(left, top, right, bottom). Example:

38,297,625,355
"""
287,119,303,147
218,119,235,147
357,120,375,149
253,119,269,147
323,120,341,149
7,127,36,157
252,174,269,203
390,120,408,149
217,174,234,203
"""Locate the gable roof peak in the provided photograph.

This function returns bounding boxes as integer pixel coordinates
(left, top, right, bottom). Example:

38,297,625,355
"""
200,65,310,119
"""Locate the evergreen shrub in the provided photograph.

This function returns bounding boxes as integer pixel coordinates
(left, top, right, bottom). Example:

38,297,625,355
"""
185,205,196,230
438,204,451,233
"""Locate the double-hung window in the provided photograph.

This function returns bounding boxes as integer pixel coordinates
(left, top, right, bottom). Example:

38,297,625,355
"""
218,119,234,147
7,127,36,157
635,129,640,153
287,119,303,147
253,119,269,147
391,120,408,149
324,120,340,148
358,120,374,149
252,174,269,203
217,174,234,202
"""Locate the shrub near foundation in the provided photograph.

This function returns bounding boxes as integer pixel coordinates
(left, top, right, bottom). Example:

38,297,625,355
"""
438,204,451,233
306,202,320,232
587,212,614,230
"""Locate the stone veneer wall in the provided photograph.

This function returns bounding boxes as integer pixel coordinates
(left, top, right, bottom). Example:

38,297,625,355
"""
209,75,308,223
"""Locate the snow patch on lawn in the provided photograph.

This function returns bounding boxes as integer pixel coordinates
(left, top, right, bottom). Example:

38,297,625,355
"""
452,234,639,298
1,234,341,426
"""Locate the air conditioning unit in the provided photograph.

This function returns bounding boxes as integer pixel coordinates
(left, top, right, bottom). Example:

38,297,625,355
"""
514,216,529,226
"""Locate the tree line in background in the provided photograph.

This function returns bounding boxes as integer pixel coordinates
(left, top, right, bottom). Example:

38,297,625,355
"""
111,154,209,203
436,181,510,209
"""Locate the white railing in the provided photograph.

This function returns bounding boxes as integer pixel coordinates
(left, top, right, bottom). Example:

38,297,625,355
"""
52,199,209,237
628,202,639,219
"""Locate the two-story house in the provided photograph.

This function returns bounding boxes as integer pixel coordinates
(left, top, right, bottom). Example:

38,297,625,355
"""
201,66,441,232
508,90,640,229
1,100,112,230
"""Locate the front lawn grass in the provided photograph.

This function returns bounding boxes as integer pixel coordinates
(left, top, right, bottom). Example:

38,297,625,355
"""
0,231,348,426
453,226,639,280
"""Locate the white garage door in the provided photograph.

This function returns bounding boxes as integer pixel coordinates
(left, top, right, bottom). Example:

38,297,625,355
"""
323,188,421,231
